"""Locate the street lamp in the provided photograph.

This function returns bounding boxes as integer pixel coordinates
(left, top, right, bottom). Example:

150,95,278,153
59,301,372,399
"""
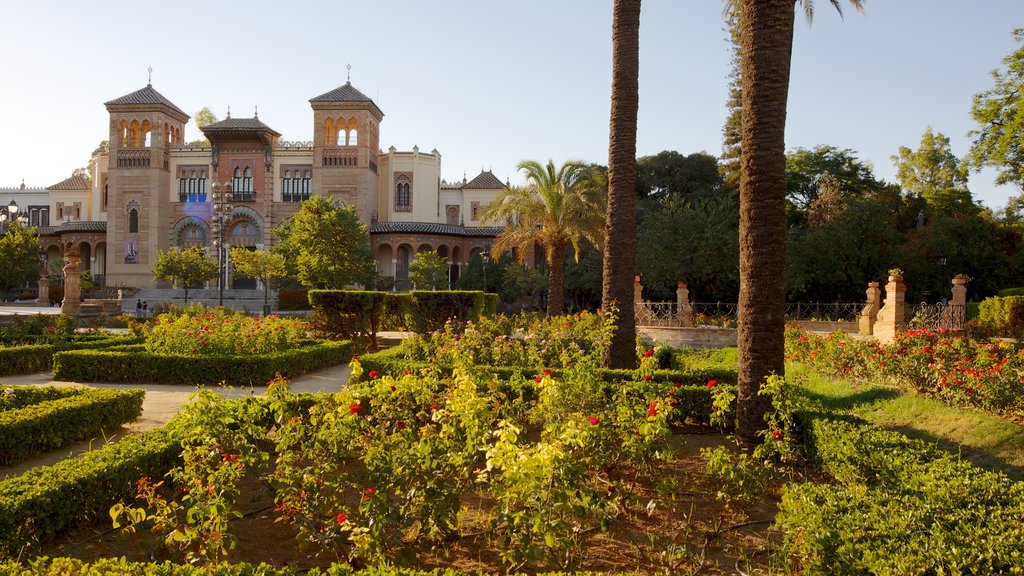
481,250,490,292
211,182,233,307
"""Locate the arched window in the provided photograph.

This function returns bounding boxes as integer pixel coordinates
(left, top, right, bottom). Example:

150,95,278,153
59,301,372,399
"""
243,167,253,193
349,128,358,146
395,175,411,211
128,207,139,233
283,170,292,200
302,170,311,198
233,167,242,192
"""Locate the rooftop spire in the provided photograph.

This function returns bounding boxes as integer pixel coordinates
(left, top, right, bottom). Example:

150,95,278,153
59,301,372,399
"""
147,66,152,86
226,105,231,119
347,63,352,83
254,104,258,118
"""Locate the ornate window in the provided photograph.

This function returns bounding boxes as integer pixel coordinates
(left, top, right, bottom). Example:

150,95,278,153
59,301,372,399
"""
471,201,481,222
281,166,312,202
229,220,260,247
178,167,208,203
446,205,460,225
128,207,139,233
395,174,411,212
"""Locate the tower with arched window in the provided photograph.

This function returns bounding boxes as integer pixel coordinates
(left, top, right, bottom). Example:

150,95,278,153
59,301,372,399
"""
104,83,189,287
309,81,383,225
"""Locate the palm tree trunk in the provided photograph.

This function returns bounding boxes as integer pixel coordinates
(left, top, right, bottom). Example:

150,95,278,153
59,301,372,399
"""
546,243,566,317
603,0,641,369
735,0,794,445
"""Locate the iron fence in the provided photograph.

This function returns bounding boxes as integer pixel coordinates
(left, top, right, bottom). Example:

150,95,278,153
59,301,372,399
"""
907,303,967,331
635,301,862,327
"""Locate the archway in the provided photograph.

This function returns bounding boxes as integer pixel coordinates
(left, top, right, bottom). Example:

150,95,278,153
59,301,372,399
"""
396,244,412,291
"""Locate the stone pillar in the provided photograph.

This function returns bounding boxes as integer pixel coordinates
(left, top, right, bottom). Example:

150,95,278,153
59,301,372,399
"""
633,275,644,325
950,278,967,306
858,281,881,335
874,275,906,345
675,281,693,327
633,275,643,304
61,252,82,316
37,273,49,306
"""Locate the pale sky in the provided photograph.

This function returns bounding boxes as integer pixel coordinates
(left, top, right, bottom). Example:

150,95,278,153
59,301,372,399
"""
1,1,1021,209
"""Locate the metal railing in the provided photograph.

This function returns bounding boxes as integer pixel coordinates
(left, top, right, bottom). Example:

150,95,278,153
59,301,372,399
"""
907,303,967,331
635,301,862,328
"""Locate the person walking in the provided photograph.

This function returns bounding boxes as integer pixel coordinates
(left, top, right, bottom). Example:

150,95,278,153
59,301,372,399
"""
142,300,148,317
136,299,142,318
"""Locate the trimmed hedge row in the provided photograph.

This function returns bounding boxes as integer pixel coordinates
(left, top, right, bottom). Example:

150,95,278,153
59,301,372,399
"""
0,334,142,377
0,386,81,413
354,346,734,423
778,415,1024,574
309,290,495,339
0,559,628,575
52,340,354,386
0,428,181,558
0,388,145,467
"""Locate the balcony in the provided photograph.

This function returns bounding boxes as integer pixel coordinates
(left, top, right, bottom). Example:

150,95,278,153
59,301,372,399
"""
231,191,255,202
116,149,151,168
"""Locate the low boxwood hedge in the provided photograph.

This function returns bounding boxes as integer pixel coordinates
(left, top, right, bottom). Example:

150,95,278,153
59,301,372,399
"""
0,386,81,413
778,414,1024,574
0,388,145,467
0,334,141,377
52,340,354,386
0,428,181,557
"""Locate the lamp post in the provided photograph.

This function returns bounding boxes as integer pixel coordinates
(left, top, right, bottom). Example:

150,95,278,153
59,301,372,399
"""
481,250,490,292
0,200,24,230
211,182,233,307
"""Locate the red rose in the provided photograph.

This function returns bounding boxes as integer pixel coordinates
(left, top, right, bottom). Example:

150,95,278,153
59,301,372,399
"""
643,349,654,358
647,402,657,417
368,370,380,379
771,430,784,441
396,421,405,429
336,512,348,525
674,382,681,388
542,368,552,376
588,416,600,425
644,375,652,381
390,385,397,392
431,403,440,411
706,380,717,388
534,376,543,383
349,403,363,414
363,487,377,499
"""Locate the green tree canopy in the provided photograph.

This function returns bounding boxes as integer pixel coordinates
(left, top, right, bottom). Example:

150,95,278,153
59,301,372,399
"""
273,196,375,289
409,250,449,290
892,127,975,215
0,222,41,294
151,247,217,303
636,151,725,201
482,159,605,317
229,247,287,310
188,107,219,146
968,29,1024,188
786,145,885,211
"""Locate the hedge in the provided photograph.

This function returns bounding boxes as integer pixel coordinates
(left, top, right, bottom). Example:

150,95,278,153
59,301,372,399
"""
52,340,354,386
0,428,181,558
0,388,145,467
0,559,632,575
0,386,81,413
0,334,141,377
977,295,1024,336
778,414,1024,574
407,290,490,333
309,290,392,345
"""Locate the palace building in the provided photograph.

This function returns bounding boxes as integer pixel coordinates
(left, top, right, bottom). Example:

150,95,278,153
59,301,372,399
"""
2,79,517,291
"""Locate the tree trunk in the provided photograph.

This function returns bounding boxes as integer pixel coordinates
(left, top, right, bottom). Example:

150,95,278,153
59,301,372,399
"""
546,242,566,317
603,0,641,369
735,0,794,445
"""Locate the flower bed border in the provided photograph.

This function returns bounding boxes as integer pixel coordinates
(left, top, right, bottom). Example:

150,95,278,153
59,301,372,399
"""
51,340,354,386
0,334,141,377
0,387,145,467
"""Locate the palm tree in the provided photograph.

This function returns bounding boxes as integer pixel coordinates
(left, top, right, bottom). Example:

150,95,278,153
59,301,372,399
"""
734,0,863,445
483,160,605,317
603,0,642,369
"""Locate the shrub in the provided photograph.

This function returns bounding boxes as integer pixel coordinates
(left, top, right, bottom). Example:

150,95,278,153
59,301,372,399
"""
0,428,180,557
779,415,1024,574
0,388,145,466
141,308,307,356
407,290,488,333
977,295,1024,337
53,340,353,386
278,288,311,311
308,290,391,345
0,385,80,412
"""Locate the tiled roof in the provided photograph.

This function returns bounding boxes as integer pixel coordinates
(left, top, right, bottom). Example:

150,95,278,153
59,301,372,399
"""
309,82,384,116
370,222,503,237
464,170,506,190
48,174,90,191
36,221,107,236
104,84,188,118
202,116,282,136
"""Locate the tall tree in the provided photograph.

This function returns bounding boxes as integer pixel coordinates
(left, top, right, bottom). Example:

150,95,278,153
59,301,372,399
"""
968,29,1024,188
786,145,884,210
408,250,449,290
273,196,375,289
720,3,743,193
151,247,217,303
893,127,974,214
188,107,219,146
483,160,605,317
603,0,642,369
0,222,41,293
733,0,863,445
636,151,724,201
